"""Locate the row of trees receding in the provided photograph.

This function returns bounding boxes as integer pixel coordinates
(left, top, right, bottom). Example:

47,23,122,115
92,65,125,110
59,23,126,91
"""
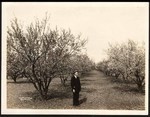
96,40,145,92
7,16,95,100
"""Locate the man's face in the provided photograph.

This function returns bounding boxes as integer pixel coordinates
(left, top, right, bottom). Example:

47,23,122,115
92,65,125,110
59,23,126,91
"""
74,72,78,77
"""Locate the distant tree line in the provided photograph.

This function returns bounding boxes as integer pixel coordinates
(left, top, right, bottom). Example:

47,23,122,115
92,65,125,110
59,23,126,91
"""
96,40,145,92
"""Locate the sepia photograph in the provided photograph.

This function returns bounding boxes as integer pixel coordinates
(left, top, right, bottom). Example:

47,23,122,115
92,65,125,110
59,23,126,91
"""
1,2,149,115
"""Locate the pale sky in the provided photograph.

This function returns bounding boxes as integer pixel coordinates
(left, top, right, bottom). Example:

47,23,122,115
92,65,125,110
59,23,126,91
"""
2,2,149,63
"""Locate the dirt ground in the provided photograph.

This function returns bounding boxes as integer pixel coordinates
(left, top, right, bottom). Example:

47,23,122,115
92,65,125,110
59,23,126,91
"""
7,70,145,109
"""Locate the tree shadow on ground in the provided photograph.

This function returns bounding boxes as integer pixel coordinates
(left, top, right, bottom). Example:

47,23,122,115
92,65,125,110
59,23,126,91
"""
80,79,95,82
107,76,145,94
113,85,145,94
81,87,96,93
7,81,32,84
21,83,73,101
47,89,72,100
79,97,87,105
80,82,92,86
82,71,96,77
7,79,32,84
107,76,135,85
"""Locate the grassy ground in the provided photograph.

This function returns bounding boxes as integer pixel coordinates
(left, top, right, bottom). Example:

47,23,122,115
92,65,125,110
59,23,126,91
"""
7,70,145,109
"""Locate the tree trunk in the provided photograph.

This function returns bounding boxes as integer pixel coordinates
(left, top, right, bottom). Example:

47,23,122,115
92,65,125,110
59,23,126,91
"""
12,76,17,83
137,83,143,92
42,90,48,100
134,69,144,92
38,87,48,100
115,73,120,79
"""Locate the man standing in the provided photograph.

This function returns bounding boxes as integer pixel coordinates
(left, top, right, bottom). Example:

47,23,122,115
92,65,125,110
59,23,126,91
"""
71,71,81,106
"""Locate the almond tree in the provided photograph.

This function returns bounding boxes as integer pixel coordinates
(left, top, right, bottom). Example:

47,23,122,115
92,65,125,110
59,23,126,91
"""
7,16,86,99
129,43,145,91
7,51,23,82
98,39,145,91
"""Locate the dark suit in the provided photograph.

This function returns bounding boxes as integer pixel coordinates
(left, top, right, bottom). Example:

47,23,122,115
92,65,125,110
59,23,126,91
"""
71,75,81,106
